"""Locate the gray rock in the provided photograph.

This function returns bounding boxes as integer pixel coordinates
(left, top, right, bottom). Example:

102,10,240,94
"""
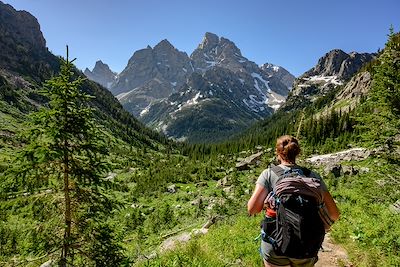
40,260,54,267
167,184,177,193
236,151,263,170
216,176,231,187
105,172,117,181
324,164,342,178
342,165,358,176
389,200,400,214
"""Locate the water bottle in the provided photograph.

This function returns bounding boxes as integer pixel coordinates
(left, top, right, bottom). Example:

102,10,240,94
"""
261,208,277,241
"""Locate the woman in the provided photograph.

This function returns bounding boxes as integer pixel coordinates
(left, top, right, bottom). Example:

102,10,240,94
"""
247,135,340,267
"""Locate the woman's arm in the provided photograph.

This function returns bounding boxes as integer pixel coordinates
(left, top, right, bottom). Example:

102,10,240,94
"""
247,184,268,215
323,191,340,221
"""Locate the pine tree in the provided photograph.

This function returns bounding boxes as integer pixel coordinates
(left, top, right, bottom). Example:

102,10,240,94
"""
13,47,126,266
357,29,400,147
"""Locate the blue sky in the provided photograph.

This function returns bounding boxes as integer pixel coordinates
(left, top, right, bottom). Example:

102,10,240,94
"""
3,0,399,77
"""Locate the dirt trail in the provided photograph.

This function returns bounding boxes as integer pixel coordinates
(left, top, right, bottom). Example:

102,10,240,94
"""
316,233,352,267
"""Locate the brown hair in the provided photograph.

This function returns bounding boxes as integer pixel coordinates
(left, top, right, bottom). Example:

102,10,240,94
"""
275,135,300,164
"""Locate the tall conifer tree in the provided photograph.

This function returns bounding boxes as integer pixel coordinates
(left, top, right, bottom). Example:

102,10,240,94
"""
14,47,125,266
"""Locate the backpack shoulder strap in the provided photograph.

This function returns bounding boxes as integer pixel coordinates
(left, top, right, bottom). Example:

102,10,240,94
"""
271,165,285,179
300,167,311,176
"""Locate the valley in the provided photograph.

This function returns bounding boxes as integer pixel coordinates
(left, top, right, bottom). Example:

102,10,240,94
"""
0,1,399,267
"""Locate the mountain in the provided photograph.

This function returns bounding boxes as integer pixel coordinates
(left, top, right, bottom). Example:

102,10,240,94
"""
111,32,292,142
84,60,117,89
0,1,59,82
282,49,376,111
112,40,193,117
0,1,167,149
260,63,295,90
141,67,275,142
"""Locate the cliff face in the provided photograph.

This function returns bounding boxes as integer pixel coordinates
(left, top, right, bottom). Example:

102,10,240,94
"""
0,1,58,81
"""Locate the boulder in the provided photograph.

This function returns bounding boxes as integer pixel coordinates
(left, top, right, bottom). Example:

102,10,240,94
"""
342,165,358,176
236,151,263,170
324,164,342,178
216,176,231,187
40,260,54,267
167,184,177,193
389,200,400,214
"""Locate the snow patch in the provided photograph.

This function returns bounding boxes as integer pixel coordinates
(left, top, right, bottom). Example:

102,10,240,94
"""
171,82,177,87
116,90,135,101
209,90,213,96
139,103,152,116
303,75,343,86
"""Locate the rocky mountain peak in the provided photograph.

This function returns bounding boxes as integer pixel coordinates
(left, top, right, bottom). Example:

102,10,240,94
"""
303,49,375,80
310,49,349,77
191,33,249,73
285,49,376,110
93,60,112,72
199,32,220,50
261,63,295,90
0,2,46,50
84,60,116,89
154,39,175,51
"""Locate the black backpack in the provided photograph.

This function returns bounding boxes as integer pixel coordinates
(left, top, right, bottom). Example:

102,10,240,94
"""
262,165,325,259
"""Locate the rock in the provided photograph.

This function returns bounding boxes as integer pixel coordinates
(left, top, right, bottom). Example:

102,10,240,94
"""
236,151,263,170
223,186,232,194
342,165,358,176
359,167,370,173
192,228,208,236
105,172,117,181
40,260,54,267
131,203,141,209
160,232,192,252
191,198,201,206
324,164,342,178
167,184,177,193
307,148,370,166
389,200,400,214
216,176,231,187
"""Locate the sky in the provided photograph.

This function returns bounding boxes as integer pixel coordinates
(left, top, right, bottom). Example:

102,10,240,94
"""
3,0,399,77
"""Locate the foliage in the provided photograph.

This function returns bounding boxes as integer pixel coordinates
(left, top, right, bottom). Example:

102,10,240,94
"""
3,48,126,266
356,29,400,147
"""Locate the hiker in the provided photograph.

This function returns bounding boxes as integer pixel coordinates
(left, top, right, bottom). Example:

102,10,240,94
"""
247,135,340,267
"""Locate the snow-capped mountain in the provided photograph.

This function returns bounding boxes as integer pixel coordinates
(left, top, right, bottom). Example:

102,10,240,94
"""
137,33,291,142
111,40,193,117
86,32,294,142
260,63,295,90
141,66,280,142
282,49,376,111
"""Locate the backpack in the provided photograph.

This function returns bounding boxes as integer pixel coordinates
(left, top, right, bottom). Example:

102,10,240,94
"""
261,165,326,259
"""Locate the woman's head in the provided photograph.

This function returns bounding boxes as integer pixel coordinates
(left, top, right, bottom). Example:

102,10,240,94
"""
275,135,300,164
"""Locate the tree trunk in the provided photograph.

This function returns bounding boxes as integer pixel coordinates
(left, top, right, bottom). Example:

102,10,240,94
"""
60,142,71,267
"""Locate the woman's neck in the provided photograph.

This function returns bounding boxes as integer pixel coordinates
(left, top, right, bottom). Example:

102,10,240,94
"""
280,160,295,166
